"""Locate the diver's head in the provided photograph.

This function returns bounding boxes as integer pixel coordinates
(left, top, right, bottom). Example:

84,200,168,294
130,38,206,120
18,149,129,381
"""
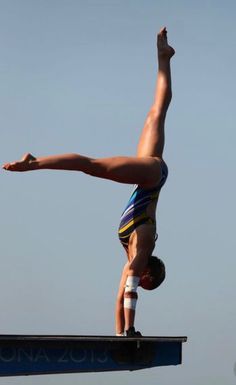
139,256,166,290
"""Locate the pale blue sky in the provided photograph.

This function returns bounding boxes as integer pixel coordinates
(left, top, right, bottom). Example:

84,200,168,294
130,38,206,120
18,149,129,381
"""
1,0,236,384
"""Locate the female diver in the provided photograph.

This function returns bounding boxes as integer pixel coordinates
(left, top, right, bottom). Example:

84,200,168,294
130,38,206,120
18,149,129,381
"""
3,27,175,337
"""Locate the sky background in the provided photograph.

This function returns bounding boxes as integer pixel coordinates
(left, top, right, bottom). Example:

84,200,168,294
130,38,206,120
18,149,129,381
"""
0,0,236,384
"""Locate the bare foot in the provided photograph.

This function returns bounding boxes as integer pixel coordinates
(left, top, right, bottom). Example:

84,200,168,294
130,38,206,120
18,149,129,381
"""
157,27,175,59
2,153,36,172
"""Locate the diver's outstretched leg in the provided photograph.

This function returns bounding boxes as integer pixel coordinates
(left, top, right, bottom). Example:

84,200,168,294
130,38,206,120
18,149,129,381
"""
2,152,162,188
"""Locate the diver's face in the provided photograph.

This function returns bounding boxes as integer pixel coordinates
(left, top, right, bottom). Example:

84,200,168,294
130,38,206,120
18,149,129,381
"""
139,266,153,290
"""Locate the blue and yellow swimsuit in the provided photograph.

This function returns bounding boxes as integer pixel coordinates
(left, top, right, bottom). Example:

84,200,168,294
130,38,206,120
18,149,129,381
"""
118,159,168,251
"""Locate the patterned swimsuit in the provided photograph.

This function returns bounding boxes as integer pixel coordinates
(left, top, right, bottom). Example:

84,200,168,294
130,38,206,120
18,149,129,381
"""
118,159,168,251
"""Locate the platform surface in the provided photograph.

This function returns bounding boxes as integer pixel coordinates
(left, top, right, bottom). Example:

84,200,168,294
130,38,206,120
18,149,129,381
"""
0,334,187,376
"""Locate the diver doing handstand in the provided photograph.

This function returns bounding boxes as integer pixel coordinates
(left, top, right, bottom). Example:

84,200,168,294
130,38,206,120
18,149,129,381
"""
3,27,175,337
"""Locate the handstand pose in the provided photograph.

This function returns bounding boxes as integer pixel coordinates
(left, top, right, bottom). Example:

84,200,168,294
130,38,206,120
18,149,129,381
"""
3,27,175,337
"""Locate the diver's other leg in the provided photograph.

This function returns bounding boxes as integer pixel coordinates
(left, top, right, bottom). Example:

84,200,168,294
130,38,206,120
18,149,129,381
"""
137,27,175,158
3,153,161,187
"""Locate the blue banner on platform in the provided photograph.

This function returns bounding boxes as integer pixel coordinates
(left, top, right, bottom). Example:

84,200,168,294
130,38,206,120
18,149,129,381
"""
0,335,187,376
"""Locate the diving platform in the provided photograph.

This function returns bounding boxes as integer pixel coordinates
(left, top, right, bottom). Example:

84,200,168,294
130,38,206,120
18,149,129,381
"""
0,334,187,376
